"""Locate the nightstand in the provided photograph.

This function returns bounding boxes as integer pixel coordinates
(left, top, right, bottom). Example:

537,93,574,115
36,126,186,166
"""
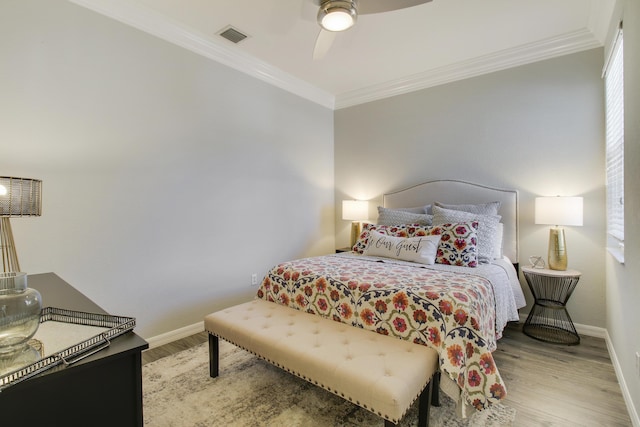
521,266,581,345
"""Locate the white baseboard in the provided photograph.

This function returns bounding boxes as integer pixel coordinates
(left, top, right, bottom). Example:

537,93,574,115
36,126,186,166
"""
517,313,606,338
573,322,607,339
147,316,607,349
605,330,640,427
144,321,204,349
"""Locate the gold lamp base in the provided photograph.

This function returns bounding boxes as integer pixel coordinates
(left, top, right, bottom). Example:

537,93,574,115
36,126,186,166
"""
349,221,362,248
548,227,568,271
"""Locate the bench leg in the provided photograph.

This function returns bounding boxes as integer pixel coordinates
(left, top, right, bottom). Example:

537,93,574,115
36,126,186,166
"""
431,371,440,407
209,334,219,378
417,380,432,427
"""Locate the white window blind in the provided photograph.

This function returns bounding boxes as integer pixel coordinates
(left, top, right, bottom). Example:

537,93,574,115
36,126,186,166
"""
604,27,624,244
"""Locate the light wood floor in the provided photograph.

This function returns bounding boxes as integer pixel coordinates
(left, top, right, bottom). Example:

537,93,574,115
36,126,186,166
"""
142,322,633,426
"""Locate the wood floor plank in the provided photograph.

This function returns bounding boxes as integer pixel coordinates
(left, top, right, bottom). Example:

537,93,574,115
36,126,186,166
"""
494,322,632,426
143,323,633,426
142,331,207,365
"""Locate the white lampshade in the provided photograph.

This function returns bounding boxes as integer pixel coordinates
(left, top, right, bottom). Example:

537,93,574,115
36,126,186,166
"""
342,200,368,221
535,196,583,226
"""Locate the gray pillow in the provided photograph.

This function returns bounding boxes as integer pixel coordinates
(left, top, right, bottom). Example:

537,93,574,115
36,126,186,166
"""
432,205,501,263
377,206,433,226
395,206,426,214
434,201,501,216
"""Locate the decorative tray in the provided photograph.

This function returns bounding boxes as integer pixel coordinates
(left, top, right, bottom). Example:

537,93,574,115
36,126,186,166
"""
0,307,136,391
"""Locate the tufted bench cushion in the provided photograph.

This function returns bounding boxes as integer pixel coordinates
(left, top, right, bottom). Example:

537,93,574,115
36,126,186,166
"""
204,299,439,426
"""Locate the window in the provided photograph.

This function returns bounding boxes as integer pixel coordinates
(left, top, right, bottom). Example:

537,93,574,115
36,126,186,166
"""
604,24,624,262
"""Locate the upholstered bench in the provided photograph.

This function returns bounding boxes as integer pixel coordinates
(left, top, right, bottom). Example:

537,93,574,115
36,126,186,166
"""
204,299,440,427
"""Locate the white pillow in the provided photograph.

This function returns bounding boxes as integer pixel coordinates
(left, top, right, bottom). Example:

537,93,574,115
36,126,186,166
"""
364,230,441,265
493,223,504,259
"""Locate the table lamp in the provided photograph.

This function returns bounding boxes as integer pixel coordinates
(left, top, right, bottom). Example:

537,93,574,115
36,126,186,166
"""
0,177,42,273
535,196,583,271
342,200,368,247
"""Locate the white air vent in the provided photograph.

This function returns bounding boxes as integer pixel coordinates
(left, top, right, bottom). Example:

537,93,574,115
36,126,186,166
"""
218,26,248,44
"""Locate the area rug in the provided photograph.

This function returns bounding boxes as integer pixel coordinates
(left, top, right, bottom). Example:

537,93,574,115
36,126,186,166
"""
143,340,515,426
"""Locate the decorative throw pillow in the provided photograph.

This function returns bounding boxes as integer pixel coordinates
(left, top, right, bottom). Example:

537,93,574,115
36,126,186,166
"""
352,223,431,254
429,222,479,267
364,230,441,265
377,206,433,226
355,222,479,267
434,201,501,216
432,205,500,264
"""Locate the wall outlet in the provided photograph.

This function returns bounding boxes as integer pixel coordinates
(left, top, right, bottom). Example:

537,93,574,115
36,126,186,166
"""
251,273,258,286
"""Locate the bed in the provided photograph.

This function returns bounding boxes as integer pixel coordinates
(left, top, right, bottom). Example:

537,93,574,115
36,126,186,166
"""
255,180,526,416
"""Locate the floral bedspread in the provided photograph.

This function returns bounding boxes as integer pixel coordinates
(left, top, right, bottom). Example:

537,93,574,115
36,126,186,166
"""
256,255,506,410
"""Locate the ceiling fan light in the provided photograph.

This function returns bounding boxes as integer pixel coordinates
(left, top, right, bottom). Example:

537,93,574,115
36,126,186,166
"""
321,10,354,31
318,1,357,32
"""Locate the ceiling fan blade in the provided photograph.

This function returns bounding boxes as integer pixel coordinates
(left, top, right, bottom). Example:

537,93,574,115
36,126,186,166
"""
358,0,432,15
313,29,337,60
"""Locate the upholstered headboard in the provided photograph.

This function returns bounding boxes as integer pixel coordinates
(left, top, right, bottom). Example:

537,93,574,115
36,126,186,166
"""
383,180,519,262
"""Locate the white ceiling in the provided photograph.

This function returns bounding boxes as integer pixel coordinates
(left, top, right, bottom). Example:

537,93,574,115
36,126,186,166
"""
70,0,615,109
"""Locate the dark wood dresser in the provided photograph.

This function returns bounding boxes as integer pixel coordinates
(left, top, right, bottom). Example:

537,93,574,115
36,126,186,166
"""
0,273,149,426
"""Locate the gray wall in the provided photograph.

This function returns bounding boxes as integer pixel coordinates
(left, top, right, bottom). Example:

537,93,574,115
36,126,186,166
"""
1,0,335,338
335,48,607,330
606,0,640,421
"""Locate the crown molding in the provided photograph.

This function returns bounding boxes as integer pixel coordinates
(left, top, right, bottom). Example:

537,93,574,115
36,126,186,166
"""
68,0,336,109
334,28,603,109
70,0,603,112
587,0,617,45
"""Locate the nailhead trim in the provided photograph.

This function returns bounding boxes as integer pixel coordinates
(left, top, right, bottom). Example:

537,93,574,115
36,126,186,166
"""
206,331,436,425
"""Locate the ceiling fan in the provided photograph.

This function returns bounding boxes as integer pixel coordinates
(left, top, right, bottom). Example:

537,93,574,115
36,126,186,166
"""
312,0,433,60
